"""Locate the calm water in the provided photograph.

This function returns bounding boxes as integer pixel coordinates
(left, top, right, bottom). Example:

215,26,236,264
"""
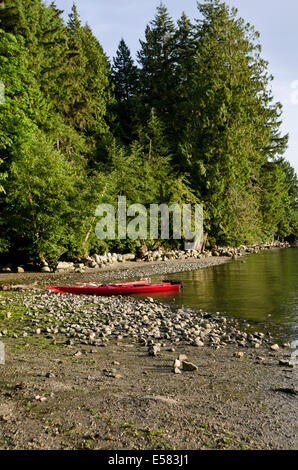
151,248,298,342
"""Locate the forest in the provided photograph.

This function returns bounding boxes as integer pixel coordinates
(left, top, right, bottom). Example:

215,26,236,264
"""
0,0,297,263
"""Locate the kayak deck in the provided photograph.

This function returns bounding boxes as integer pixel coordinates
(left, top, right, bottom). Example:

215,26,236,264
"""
46,281,181,296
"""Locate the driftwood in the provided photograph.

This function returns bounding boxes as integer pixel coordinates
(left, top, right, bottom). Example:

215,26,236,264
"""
0,281,38,291
274,387,298,396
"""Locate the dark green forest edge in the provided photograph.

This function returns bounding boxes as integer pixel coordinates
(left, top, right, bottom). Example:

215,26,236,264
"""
0,0,297,265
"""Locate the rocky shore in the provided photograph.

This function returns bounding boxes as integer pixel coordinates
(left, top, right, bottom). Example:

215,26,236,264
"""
0,242,296,450
1,290,291,352
0,240,290,274
0,282,297,450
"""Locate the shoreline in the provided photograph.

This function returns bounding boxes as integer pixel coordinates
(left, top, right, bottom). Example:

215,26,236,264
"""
0,245,296,450
0,240,291,281
0,243,294,288
0,282,297,450
0,256,231,286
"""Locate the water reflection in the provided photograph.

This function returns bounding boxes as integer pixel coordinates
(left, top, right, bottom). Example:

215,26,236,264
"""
150,248,298,342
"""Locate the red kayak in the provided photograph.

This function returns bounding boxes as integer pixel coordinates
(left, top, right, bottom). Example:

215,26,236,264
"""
46,280,181,296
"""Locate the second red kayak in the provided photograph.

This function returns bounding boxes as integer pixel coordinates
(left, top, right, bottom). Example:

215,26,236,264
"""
46,280,181,296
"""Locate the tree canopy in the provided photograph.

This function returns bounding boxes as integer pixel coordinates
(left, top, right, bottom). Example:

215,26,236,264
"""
0,0,296,262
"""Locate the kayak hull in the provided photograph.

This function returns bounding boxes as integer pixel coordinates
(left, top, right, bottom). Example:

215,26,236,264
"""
46,282,181,296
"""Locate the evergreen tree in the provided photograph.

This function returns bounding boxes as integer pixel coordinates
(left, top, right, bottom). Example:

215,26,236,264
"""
0,0,296,261
260,158,298,240
111,38,138,143
136,3,177,135
182,0,288,244
63,4,111,140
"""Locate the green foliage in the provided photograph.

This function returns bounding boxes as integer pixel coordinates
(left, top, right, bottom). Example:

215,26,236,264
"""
0,0,296,263
3,129,88,260
176,0,290,245
110,38,139,143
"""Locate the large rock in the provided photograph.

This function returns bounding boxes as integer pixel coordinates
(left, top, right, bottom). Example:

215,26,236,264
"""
122,253,136,262
92,254,102,264
41,266,51,272
55,261,75,272
1,267,11,273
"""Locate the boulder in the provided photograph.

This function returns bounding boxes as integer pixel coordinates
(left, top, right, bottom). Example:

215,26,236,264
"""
41,266,51,272
55,261,75,272
122,253,136,262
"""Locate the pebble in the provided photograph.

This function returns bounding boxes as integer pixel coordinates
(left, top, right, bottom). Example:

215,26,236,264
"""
113,374,122,379
279,359,295,368
45,372,55,378
178,354,188,362
270,344,280,351
182,361,198,372
148,343,161,357
4,288,273,356
193,338,204,347
35,396,47,402
256,356,265,363
234,352,244,359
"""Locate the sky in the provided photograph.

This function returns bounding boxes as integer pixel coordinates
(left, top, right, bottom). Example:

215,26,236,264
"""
51,0,298,175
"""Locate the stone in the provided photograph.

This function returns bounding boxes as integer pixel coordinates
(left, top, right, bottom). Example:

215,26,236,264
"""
234,352,244,359
55,261,74,272
17,267,25,273
122,253,136,262
173,359,181,369
89,333,96,342
41,266,51,272
6,312,12,319
1,267,11,273
173,367,182,374
270,344,280,351
45,372,55,378
148,344,161,357
193,337,204,347
256,356,265,363
282,343,290,349
35,396,47,402
182,361,198,372
279,359,295,368
178,354,188,362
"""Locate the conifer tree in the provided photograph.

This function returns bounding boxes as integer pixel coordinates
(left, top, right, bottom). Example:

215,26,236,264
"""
136,3,177,134
63,4,111,140
182,0,288,244
111,38,138,143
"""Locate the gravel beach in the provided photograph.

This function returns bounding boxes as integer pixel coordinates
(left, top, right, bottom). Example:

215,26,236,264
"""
0,255,231,287
0,254,297,450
